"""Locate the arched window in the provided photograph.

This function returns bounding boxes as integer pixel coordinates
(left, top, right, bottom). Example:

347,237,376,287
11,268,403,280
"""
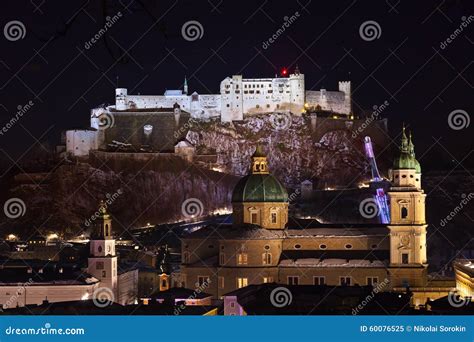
262,252,272,265
401,207,408,219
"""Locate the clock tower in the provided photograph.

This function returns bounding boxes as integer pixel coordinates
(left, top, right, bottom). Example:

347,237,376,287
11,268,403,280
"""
388,127,428,288
87,201,118,300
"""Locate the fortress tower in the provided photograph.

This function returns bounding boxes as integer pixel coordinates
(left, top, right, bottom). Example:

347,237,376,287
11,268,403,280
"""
289,66,305,114
338,81,351,114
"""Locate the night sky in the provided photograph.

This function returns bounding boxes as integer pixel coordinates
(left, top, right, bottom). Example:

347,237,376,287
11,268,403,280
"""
1,0,472,169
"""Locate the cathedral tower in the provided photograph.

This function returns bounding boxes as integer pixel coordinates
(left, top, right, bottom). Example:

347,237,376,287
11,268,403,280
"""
88,201,118,299
388,127,427,288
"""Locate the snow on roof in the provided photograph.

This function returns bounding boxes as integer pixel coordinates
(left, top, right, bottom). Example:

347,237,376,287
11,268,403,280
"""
164,90,183,96
279,258,386,268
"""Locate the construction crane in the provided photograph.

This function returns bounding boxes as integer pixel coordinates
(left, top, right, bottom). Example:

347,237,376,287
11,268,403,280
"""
364,136,390,224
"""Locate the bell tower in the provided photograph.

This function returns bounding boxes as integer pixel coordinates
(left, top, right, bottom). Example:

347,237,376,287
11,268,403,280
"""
388,126,427,288
88,201,118,299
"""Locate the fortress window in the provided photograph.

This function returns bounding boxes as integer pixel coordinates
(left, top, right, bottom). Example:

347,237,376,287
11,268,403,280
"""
226,104,230,107
268,90,273,94
256,105,260,109
244,91,248,94
319,244,327,250
345,244,353,249
256,90,260,94
267,104,270,108
276,104,280,109
294,244,301,249
235,90,240,94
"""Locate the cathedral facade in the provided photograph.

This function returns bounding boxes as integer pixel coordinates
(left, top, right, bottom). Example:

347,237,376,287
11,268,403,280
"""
180,129,447,305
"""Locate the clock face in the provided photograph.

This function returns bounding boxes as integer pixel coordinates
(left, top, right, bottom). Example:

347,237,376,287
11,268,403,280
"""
401,235,410,245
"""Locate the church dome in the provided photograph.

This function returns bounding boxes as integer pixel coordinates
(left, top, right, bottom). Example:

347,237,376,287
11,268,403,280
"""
232,173,288,203
232,146,288,203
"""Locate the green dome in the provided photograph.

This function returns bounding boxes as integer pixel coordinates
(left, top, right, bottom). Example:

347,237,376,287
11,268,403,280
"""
232,174,288,203
414,159,421,173
393,152,416,170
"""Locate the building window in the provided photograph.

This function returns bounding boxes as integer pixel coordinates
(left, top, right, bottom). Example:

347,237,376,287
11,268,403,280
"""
102,270,106,278
237,277,248,288
218,276,225,289
237,253,248,265
345,244,353,249
262,252,272,265
271,212,277,224
288,276,299,285
371,244,378,249
313,276,325,285
220,253,225,265
401,253,409,264
98,246,102,253
96,261,104,270
197,276,209,287
319,244,327,250
367,277,378,286
340,276,351,286
251,212,258,224
230,301,235,308
401,207,408,219
263,276,274,283
294,244,301,249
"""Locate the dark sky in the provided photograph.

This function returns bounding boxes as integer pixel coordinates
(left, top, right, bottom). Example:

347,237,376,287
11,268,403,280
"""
0,0,472,169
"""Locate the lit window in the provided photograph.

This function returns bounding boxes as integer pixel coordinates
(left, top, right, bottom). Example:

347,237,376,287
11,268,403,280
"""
251,213,258,224
263,276,274,283
262,252,272,265
271,212,277,224
218,276,224,289
220,253,225,265
237,277,248,288
237,253,248,265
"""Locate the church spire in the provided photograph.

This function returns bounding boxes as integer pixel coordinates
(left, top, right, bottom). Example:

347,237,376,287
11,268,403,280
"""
400,124,409,153
183,76,188,95
92,200,113,240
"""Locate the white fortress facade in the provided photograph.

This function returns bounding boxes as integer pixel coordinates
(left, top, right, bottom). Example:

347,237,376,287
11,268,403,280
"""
67,70,351,156
93,70,351,124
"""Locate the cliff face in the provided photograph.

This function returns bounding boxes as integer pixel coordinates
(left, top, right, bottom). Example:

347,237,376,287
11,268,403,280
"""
4,114,390,236
188,114,390,189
